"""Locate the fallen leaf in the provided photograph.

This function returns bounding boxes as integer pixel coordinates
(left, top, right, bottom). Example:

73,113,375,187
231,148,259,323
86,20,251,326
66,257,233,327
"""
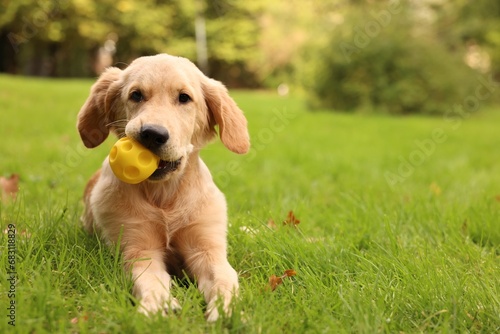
70,314,89,324
0,174,19,202
267,219,276,229
268,274,282,291
3,228,31,241
268,269,297,291
283,210,300,227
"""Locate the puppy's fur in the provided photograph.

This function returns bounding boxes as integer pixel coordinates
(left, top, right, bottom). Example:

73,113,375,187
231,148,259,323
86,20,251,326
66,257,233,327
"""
77,54,249,321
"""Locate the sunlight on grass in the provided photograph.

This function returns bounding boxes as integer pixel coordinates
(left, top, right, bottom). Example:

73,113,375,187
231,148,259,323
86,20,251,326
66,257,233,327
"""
0,75,499,333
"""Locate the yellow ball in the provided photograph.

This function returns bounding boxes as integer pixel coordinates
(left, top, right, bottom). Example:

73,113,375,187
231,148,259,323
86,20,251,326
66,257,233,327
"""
109,137,160,184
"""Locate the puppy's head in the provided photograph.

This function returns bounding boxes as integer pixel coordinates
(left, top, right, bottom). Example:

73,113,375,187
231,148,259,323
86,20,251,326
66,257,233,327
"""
77,54,250,182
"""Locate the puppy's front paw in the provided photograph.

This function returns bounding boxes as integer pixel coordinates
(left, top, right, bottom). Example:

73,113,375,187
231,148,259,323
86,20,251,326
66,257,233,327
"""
205,305,221,323
205,289,236,322
138,296,182,317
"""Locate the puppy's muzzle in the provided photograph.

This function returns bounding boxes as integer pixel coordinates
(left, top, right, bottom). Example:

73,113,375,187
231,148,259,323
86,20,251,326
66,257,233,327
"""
135,124,182,180
139,125,170,152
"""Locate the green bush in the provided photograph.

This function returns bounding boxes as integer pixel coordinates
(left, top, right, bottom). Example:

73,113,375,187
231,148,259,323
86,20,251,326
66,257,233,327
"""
300,5,479,115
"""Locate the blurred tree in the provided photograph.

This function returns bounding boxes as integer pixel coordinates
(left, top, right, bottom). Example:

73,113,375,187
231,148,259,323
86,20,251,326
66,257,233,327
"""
1,0,499,94
204,0,263,86
437,0,500,78
297,0,484,114
0,0,263,83
0,0,155,76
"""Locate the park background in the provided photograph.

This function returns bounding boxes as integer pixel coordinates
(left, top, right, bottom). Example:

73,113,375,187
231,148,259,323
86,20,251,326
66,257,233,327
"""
2,0,500,113
1,0,500,333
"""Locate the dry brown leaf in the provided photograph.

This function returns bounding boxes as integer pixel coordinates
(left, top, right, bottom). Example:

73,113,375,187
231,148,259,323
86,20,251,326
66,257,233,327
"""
3,228,31,240
0,174,19,202
70,314,89,324
283,210,300,227
267,219,276,229
268,274,282,291
268,269,297,291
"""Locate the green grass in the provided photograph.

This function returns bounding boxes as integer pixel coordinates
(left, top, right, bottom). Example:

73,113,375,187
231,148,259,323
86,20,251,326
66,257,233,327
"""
0,74,499,333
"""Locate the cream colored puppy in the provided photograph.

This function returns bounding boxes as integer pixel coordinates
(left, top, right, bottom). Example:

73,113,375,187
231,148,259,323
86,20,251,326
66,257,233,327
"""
77,54,249,321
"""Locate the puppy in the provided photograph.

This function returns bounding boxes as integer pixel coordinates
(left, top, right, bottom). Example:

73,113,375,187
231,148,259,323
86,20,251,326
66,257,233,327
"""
77,54,250,321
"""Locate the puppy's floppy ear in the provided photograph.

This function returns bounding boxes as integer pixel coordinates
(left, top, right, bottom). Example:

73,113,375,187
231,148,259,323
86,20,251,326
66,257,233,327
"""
77,67,122,148
202,78,250,154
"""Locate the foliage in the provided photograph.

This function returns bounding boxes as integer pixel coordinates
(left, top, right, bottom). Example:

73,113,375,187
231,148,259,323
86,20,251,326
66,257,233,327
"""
1,0,500,97
447,0,500,76
1,75,500,332
0,0,263,80
298,2,481,115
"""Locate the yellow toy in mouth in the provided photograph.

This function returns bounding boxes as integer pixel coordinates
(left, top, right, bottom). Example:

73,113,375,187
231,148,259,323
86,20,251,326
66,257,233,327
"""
109,137,160,184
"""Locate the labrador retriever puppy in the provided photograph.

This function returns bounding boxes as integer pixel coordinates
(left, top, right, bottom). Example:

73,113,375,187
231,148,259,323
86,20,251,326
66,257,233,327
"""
77,54,249,321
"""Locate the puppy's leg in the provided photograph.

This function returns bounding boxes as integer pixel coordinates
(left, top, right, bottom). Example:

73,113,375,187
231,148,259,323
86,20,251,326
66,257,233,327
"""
81,169,102,234
174,221,238,322
122,225,181,316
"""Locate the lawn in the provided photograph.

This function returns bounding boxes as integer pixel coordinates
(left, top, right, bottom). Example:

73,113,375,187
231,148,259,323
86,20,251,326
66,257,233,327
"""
0,74,499,333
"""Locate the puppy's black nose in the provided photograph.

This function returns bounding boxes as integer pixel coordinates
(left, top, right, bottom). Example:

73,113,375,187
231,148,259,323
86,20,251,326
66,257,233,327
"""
139,125,169,150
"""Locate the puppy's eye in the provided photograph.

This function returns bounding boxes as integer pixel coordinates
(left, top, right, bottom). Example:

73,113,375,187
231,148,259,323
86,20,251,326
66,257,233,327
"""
130,90,144,102
178,93,191,104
